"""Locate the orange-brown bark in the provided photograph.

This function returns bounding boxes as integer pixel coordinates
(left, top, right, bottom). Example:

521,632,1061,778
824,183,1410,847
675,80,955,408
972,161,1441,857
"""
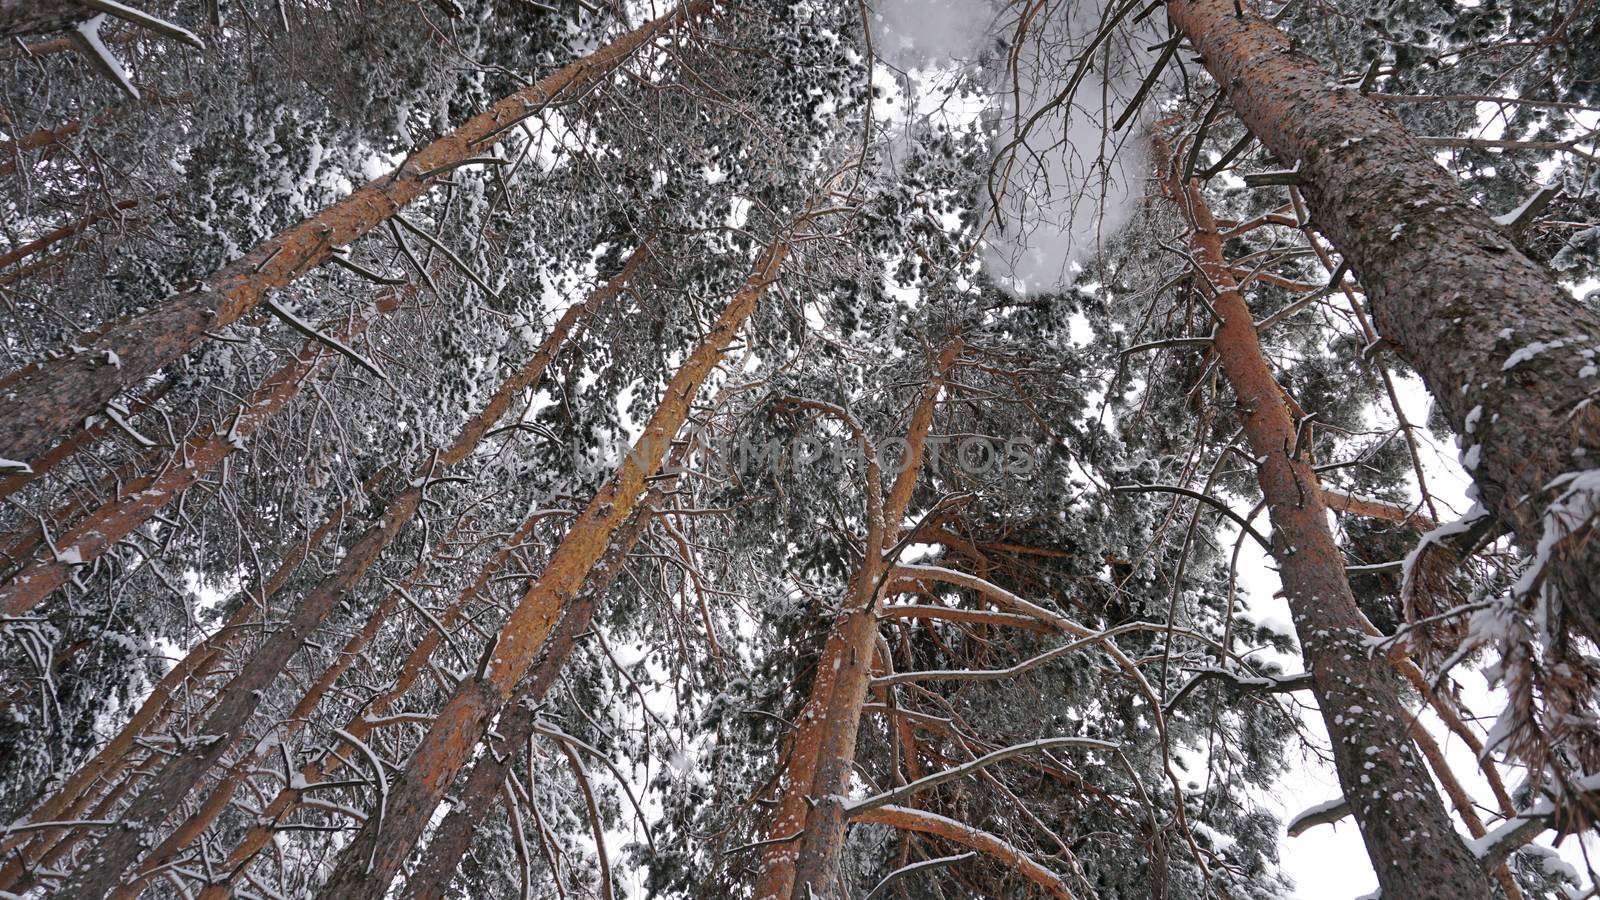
398,506,657,899
1320,486,1433,529
313,237,786,899
0,197,145,282
0,120,80,177
1153,134,1492,897
308,235,784,890
116,520,475,896
0,291,400,618
0,376,175,503
848,805,1073,899
757,342,961,900
193,511,551,900
1164,0,1600,642
402,348,752,897
0,466,379,894
0,1,712,471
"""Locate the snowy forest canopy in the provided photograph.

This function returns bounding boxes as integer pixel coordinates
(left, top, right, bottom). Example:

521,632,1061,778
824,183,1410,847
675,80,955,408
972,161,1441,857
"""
1,0,1599,897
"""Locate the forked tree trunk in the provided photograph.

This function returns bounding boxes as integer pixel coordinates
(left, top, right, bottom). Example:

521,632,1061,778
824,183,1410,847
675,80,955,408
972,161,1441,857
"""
0,0,710,471
758,342,960,900
314,236,788,899
50,246,646,899
1166,0,1600,640
1155,137,1493,898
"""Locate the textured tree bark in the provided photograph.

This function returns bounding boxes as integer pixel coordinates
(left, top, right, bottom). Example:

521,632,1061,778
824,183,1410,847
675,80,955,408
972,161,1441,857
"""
758,343,959,900
114,521,472,897
399,507,654,900
402,342,751,898
49,247,644,899
1166,0,1600,641
1155,138,1494,898
312,238,787,900
0,374,172,504
0,0,88,39
0,441,160,580
0,0,711,470
194,510,550,900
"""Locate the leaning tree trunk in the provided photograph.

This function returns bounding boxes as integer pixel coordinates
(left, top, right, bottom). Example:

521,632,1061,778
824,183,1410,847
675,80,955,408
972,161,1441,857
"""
313,237,789,899
49,246,645,899
400,498,656,898
1165,0,1600,641
192,511,550,900
0,470,380,895
115,522,472,896
402,346,755,897
1154,137,1494,898
0,0,710,470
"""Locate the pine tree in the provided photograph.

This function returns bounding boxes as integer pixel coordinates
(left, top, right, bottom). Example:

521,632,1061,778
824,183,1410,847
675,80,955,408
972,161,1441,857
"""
3,0,1598,897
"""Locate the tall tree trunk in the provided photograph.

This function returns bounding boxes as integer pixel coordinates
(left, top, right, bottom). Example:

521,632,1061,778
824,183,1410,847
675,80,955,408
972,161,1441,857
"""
113,520,472,897
402,349,751,898
314,236,788,900
1154,136,1494,898
0,375,173,503
194,510,551,900
1165,0,1600,640
49,246,645,899
0,0,710,470
758,342,960,900
400,505,654,899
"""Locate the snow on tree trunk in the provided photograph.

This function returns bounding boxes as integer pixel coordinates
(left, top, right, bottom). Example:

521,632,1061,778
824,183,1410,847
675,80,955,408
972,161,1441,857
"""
192,510,550,900
47,244,646,899
0,473,374,894
0,287,402,618
1154,136,1495,898
1166,0,1600,643
312,236,788,900
400,505,654,898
